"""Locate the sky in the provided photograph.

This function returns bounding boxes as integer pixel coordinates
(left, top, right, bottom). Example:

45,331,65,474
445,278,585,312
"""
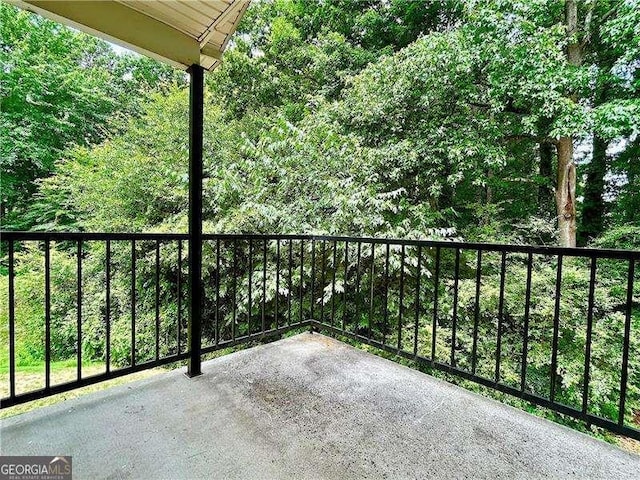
109,42,136,56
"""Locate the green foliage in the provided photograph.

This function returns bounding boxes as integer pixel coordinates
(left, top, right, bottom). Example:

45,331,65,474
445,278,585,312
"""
1,4,116,217
8,0,639,242
0,4,186,229
450,253,639,421
594,224,640,250
0,244,77,365
42,90,191,233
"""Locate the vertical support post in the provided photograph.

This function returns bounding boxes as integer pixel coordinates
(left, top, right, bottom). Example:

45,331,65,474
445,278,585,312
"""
187,64,204,377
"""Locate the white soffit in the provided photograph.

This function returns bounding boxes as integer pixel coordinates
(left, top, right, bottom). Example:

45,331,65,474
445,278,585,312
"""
8,0,250,70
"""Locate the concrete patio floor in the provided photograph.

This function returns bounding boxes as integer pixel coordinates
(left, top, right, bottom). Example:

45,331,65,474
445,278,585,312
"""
1,333,639,479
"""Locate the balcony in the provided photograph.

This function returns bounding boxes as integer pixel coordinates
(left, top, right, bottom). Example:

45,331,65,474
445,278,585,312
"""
2,231,639,455
5,2,639,477
3,332,640,479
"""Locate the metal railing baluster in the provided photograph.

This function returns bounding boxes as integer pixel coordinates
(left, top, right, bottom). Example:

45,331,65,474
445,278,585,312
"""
262,238,267,333
288,239,293,326
177,240,182,354
248,239,253,337
451,248,460,367
77,239,83,379
130,240,135,367
343,241,349,332
215,239,220,346
431,247,440,363
155,240,161,361
106,240,111,371
331,240,337,328
520,252,533,392
369,242,375,340
232,239,237,341
619,259,635,426
398,244,405,352
8,241,16,399
550,255,563,402
495,251,506,383
383,243,390,345
582,256,597,416
311,239,316,321
45,239,51,390
299,240,304,324
355,241,361,334
471,250,482,374
275,239,280,330
413,245,422,357
321,240,327,323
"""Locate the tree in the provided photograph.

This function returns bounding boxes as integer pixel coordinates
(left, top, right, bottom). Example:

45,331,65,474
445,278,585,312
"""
208,0,462,123
581,0,640,243
467,0,639,247
0,4,185,229
554,0,582,247
14,0,640,245
0,4,116,221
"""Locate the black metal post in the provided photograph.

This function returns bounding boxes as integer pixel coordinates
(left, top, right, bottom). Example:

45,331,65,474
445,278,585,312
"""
187,64,204,377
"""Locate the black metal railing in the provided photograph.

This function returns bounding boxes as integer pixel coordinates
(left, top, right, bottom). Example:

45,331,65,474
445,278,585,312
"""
2,233,187,406
1,231,639,440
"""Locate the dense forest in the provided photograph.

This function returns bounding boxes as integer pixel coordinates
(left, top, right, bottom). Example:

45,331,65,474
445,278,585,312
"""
1,0,639,441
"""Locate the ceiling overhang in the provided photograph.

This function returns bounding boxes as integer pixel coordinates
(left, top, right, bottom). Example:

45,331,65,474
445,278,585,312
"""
8,0,250,70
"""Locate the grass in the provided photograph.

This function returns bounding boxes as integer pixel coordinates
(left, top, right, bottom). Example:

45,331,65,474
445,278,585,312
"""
0,336,283,421
0,358,167,420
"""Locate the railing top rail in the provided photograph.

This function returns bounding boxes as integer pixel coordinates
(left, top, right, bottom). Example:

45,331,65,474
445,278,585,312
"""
0,231,188,242
1,231,639,259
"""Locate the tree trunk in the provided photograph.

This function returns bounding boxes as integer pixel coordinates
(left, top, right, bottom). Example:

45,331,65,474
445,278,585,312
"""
555,0,581,247
565,0,581,66
556,137,577,247
579,135,607,245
